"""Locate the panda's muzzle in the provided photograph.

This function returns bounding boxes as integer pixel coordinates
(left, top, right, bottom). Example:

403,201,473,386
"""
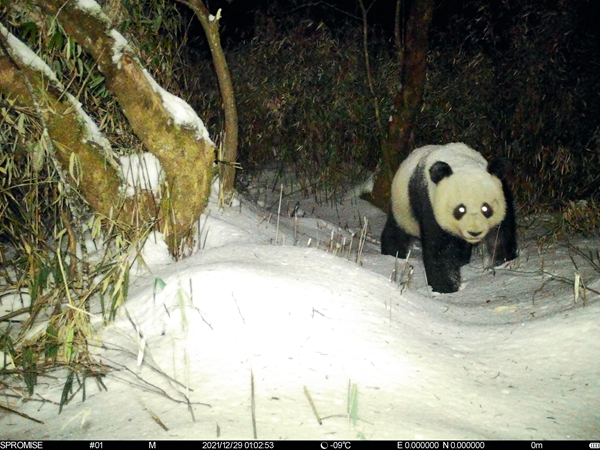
464,230,484,243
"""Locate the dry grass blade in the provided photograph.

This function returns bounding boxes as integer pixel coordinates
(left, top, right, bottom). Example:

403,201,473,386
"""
0,306,31,323
303,385,322,425
355,217,368,265
275,184,283,244
89,343,211,423
138,398,169,432
569,244,600,273
0,403,44,424
250,369,257,439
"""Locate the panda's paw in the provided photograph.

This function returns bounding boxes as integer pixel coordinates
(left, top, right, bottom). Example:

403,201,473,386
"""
426,281,465,295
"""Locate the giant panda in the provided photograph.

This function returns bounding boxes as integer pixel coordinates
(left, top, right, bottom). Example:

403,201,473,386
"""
381,143,518,294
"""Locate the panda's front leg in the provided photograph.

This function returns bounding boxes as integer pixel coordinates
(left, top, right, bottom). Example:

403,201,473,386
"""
485,179,518,265
381,212,413,257
420,227,464,294
485,219,518,267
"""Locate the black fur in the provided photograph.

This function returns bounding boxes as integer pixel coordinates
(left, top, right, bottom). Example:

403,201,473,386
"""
410,163,467,293
484,176,518,265
485,158,518,264
380,212,414,258
487,158,507,179
381,158,518,294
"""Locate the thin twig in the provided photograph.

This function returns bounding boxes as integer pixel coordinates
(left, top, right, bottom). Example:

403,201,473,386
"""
251,369,257,439
358,0,382,135
303,385,322,425
0,404,44,424
275,184,283,244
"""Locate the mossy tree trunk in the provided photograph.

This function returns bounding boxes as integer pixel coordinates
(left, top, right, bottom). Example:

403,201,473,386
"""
371,0,434,211
177,0,238,204
0,46,125,221
20,0,215,258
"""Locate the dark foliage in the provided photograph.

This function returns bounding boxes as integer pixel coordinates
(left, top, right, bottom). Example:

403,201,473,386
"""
421,0,600,208
191,1,599,214
190,14,399,200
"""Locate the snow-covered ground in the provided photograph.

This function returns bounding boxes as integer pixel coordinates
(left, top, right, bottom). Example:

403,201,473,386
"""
1,177,599,440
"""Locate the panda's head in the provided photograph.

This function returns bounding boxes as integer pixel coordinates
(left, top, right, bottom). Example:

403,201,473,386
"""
429,160,507,244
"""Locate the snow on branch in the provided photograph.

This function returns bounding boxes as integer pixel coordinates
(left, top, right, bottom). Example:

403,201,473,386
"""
142,69,213,143
0,22,115,161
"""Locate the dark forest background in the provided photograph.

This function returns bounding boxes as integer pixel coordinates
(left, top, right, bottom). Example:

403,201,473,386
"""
180,0,600,220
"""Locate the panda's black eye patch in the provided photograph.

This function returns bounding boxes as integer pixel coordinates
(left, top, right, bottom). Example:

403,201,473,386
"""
453,204,467,220
481,203,493,218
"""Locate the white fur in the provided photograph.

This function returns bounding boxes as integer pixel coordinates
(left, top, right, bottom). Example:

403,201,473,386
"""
391,143,506,243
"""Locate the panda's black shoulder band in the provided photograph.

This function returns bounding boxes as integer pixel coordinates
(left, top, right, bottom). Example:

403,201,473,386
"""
487,158,508,179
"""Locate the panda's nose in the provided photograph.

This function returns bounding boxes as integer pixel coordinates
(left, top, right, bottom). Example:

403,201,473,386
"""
468,231,482,238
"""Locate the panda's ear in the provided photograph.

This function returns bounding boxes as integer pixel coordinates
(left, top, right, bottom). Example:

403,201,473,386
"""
429,161,453,184
488,158,507,179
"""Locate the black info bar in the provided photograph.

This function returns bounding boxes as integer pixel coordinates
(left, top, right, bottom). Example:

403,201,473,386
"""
0,441,597,450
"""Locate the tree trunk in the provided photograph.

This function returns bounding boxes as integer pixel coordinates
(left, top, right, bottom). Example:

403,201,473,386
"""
0,43,115,219
371,0,434,211
177,0,238,205
1,22,160,225
34,0,215,258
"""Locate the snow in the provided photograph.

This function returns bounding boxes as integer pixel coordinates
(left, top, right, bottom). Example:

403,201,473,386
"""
0,24,60,85
109,30,129,68
1,175,599,440
118,153,164,197
65,92,113,151
76,0,103,13
142,69,214,144
75,0,111,26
